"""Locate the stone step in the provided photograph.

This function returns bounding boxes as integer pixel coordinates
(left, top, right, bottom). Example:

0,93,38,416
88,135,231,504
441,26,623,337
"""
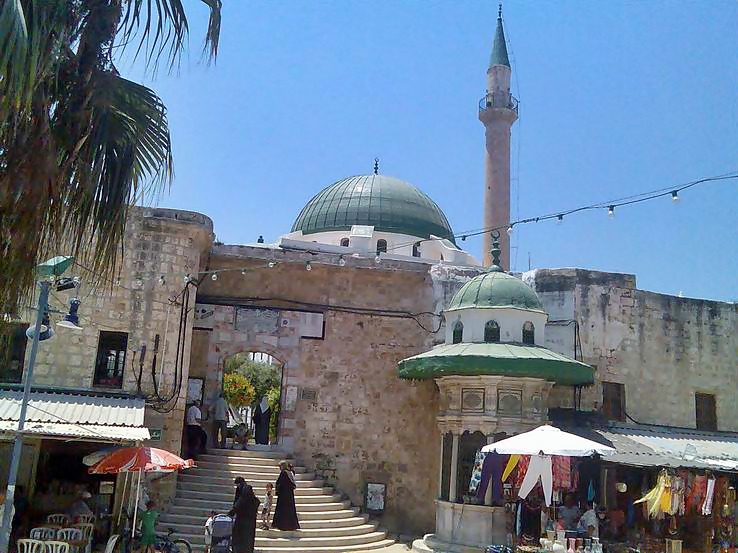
176,529,387,548
186,468,315,481
191,540,395,553
178,482,332,496
178,473,325,488
198,453,288,466
160,512,368,528
176,489,342,504
204,448,288,460
162,522,379,542
194,461,306,474
170,499,352,513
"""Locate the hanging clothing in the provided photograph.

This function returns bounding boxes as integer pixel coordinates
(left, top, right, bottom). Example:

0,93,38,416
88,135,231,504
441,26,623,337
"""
520,500,542,539
687,475,707,513
514,456,531,490
518,454,553,506
702,477,716,516
476,452,507,503
469,451,486,494
272,469,300,530
552,456,571,490
253,400,271,445
635,471,667,518
229,483,260,553
503,454,522,482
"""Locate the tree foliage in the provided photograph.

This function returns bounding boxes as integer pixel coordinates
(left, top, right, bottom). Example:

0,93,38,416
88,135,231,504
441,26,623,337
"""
225,354,281,401
0,0,222,312
223,372,255,409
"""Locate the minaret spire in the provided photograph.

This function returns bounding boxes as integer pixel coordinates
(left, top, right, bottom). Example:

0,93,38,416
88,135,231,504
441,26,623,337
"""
479,5,518,270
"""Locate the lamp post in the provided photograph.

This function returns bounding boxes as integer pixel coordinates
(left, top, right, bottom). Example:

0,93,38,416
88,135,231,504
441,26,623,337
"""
0,256,75,553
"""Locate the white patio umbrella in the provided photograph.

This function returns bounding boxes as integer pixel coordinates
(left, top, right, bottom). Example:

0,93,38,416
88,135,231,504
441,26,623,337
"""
481,425,615,456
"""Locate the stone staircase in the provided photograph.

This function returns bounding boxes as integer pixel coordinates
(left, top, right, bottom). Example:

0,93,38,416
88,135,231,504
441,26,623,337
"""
161,448,394,552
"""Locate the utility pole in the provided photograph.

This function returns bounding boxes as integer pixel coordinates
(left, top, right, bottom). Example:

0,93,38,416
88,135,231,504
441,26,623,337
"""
0,281,49,553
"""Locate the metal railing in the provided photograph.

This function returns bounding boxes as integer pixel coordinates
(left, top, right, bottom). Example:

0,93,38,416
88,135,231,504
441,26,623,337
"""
478,93,519,114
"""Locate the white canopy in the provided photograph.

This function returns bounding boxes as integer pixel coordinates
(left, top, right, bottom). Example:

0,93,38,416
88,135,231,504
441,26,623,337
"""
481,425,615,456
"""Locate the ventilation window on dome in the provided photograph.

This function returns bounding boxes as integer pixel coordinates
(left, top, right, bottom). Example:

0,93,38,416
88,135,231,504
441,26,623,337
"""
484,320,500,343
376,239,387,255
522,321,535,345
340,238,349,247
452,321,463,344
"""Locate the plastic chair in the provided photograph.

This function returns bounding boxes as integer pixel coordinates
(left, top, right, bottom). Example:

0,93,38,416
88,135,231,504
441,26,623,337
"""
102,535,119,553
55,529,81,543
17,539,45,553
46,515,70,527
43,542,69,553
30,528,56,541
72,524,93,553
75,514,95,525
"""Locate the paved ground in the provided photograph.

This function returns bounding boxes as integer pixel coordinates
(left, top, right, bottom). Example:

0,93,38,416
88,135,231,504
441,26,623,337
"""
357,545,412,552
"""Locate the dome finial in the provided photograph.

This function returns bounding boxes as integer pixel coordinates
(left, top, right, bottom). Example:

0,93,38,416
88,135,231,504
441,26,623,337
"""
489,230,503,272
498,3,502,19
374,158,380,175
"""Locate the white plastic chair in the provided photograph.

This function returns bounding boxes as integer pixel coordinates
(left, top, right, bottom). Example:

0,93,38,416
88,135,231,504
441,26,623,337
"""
46,515,70,527
43,542,69,553
72,523,93,553
55,529,82,543
102,535,119,553
30,528,56,541
17,539,45,553
75,514,95,525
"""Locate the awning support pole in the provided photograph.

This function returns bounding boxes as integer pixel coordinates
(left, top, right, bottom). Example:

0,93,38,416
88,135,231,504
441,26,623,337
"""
131,469,143,536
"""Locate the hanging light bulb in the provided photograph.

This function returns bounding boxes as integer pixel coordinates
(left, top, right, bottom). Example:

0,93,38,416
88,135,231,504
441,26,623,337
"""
506,225,514,236
211,272,218,281
57,297,83,331
374,255,381,264
556,214,564,225
241,269,247,275
305,261,312,271
338,256,346,267
158,275,166,286
268,261,276,268
671,191,680,203
608,206,615,219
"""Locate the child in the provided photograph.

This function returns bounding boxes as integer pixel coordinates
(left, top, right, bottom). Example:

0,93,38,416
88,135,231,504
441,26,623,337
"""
204,510,216,553
139,500,159,553
260,483,274,530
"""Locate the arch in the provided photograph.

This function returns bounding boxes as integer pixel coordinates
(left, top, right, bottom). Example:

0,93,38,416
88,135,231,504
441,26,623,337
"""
376,239,387,254
340,238,349,247
457,430,486,501
522,321,535,345
412,243,421,257
484,320,500,343
452,321,463,344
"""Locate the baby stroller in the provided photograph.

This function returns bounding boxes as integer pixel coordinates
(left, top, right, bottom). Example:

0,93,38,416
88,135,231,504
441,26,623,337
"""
210,514,233,553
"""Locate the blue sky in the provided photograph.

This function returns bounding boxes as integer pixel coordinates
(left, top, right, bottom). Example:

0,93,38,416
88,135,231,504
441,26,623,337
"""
129,1,738,302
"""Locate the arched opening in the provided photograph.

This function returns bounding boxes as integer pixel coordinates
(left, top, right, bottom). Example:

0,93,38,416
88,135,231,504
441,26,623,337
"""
484,320,500,343
340,238,349,247
522,321,535,345
412,243,421,257
376,239,387,254
452,321,463,344
221,351,284,447
457,430,486,501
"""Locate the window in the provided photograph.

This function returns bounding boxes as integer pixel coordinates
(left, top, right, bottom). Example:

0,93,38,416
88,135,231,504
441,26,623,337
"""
695,393,717,431
522,321,535,345
602,382,626,422
93,331,128,388
484,320,500,343
0,323,29,384
340,238,349,247
376,239,387,254
452,321,463,344
412,243,421,257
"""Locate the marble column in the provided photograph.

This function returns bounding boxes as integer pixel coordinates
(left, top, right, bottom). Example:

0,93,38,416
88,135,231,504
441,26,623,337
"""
485,434,495,505
449,432,459,502
438,433,445,498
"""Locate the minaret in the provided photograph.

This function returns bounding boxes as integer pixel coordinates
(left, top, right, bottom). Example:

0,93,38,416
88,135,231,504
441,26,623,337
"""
479,5,517,269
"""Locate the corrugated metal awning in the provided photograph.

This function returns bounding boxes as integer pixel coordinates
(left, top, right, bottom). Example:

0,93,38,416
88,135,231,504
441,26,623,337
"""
567,424,738,472
0,390,150,442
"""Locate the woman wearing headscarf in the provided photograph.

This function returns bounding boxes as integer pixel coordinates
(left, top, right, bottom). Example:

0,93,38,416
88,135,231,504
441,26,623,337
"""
228,477,260,553
272,461,300,530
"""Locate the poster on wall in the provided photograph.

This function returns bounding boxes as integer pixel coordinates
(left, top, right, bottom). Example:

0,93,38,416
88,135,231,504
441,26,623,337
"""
365,482,386,513
194,304,215,330
297,311,324,339
187,377,204,404
235,307,281,333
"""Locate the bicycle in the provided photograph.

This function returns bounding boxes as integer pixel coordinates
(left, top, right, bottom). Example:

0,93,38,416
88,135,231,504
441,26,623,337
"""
116,513,192,553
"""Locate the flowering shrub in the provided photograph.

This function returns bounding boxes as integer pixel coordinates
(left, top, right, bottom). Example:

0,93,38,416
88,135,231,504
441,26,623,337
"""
223,372,256,408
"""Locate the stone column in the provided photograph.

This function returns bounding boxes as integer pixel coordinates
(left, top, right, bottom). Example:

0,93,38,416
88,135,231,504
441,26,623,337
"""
449,432,460,502
438,433,445,498
485,434,495,506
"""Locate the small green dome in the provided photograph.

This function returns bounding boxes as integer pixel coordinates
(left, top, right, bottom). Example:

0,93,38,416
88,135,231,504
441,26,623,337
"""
447,271,544,312
291,174,456,244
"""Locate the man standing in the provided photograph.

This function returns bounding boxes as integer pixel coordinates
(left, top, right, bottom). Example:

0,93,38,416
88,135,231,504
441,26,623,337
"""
186,400,204,459
213,393,229,449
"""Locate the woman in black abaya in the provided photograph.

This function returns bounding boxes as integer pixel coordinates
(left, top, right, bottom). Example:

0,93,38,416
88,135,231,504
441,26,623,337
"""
229,477,260,553
272,461,300,530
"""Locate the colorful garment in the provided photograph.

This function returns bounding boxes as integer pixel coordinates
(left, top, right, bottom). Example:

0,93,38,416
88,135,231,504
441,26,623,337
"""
469,451,486,494
552,456,571,490
518,454,553,506
502,454,521,482
702,477,716,515
514,456,531,489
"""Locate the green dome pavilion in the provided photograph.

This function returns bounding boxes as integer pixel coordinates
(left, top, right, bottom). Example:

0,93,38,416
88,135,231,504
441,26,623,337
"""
291,174,456,244
447,270,545,312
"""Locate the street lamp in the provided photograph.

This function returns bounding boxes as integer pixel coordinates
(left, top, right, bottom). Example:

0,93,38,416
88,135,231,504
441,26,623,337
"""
0,256,76,553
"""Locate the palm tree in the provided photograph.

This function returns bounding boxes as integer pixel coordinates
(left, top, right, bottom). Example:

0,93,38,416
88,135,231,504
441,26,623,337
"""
0,0,222,311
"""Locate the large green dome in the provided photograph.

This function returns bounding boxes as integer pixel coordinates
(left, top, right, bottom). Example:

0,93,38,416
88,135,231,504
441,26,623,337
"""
447,270,544,312
291,174,456,244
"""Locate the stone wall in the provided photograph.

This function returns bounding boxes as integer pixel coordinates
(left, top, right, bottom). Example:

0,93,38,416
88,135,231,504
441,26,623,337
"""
193,246,451,534
14,207,213,497
527,268,738,431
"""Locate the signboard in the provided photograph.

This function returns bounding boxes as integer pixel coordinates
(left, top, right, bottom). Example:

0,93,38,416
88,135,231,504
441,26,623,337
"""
297,311,324,339
194,304,215,330
284,385,298,412
365,482,386,513
187,377,204,404
148,428,162,441
235,307,280,333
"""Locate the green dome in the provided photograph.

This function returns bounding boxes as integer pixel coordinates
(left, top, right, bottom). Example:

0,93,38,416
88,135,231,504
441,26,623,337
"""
447,271,544,312
291,174,456,244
